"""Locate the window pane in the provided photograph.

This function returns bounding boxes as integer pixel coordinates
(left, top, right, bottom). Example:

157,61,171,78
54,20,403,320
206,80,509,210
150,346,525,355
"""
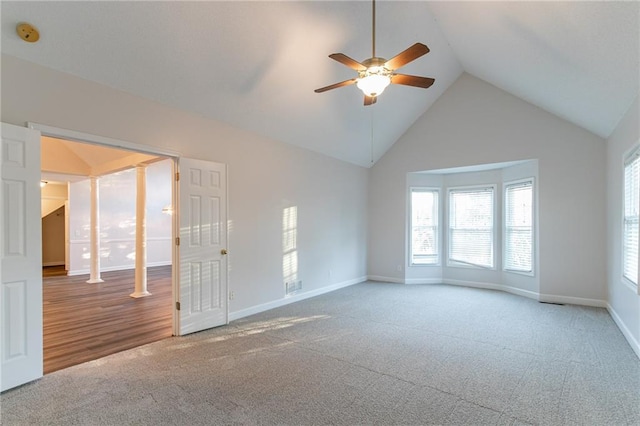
411,190,438,265
504,182,533,272
623,219,638,283
624,152,639,284
448,188,494,268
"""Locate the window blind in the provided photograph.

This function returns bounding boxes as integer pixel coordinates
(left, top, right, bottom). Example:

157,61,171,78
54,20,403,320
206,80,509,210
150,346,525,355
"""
623,150,640,285
504,181,533,272
411,189,438,265
448,187,494,268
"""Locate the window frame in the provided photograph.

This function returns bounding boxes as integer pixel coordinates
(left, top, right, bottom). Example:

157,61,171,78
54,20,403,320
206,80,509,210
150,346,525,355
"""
409,187,440,266
447,184,496,270
622,145,640,290
503,178,535,276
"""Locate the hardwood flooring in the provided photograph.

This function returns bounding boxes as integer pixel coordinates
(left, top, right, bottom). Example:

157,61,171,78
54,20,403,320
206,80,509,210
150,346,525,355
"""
43,265,67,277
43,265,173,374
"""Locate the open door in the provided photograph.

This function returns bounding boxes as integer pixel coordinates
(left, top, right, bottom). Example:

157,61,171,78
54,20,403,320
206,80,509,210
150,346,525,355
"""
177,158,228,335
1,123,43,391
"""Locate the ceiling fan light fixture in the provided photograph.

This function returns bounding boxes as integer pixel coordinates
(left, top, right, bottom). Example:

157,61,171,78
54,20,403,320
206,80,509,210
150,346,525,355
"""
356,69,391,97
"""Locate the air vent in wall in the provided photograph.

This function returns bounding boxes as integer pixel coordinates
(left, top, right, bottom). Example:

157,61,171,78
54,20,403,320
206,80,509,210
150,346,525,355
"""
285,280,302,296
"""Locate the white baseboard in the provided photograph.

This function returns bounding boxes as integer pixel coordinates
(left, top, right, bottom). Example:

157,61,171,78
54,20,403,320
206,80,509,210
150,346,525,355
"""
67,261,171,276
606,304,640,360
443,278,502,292
502,285,539,300
228,276,367,322
368,276,544,303
372,275,604,308
367,275,404,284
442,279,540,301
67,270,86,276
444,279,606,307
372,275,605,308
538,293,607,308
404,278,443,285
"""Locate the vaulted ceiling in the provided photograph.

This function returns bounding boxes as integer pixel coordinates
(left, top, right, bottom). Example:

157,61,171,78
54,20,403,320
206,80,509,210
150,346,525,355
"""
2,1,638,167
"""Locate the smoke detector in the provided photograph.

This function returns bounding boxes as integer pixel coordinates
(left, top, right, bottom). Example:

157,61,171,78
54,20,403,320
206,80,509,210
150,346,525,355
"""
16,22,40,43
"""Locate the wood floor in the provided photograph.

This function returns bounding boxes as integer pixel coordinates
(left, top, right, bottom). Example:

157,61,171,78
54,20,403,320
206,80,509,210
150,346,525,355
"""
43,265,67,277
43,265,173,374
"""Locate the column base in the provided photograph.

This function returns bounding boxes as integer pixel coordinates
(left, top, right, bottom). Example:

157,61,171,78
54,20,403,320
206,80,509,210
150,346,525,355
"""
130,291,152,298
87,278,104,284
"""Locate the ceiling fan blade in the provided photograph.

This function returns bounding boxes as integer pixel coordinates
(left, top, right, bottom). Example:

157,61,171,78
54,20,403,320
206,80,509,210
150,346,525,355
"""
329,53,367,71
364,95,377,106
315,78,358,93
384,43,430,70
391,74,435,89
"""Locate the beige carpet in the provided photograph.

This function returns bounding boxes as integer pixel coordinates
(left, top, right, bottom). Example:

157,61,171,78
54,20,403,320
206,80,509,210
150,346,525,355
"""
1,282,639,425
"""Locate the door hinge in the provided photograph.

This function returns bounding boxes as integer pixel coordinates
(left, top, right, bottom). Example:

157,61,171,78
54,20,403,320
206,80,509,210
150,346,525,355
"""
176,301,181,311
175,237,180,246
175,172,180,181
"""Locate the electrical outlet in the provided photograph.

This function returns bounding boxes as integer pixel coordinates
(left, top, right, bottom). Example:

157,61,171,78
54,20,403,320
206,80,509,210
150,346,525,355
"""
228,291,235,300
396,264,403,272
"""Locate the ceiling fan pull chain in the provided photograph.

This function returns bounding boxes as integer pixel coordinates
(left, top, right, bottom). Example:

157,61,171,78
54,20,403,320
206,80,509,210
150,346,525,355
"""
370,106,375,165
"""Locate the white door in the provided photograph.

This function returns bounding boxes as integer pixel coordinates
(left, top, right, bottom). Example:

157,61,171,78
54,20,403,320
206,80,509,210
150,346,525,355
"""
1,123,42,391
177,158,228,335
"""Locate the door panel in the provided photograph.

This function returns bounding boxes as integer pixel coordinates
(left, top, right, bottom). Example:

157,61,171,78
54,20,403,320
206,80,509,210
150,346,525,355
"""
1,123,42,391
178,158,227,335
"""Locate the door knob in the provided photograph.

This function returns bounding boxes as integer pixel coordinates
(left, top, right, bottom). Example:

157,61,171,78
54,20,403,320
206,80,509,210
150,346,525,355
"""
221,249,228,255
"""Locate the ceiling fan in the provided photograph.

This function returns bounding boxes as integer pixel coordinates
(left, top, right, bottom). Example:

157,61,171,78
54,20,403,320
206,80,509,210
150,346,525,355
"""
315,0,435,106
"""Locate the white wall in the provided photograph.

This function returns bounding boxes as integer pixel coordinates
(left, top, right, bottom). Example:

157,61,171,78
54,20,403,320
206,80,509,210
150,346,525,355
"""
606,94,640,357
370,73,606,305
67,160,172,274
1,54,368,316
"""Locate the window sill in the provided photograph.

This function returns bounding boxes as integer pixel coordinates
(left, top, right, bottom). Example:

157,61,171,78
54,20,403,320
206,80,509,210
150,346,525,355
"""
447,260,495,271
621,277,639,294
503,269,534,277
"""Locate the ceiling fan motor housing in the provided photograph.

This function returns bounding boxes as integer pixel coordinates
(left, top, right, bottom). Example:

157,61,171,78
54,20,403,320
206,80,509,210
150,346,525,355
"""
362,57,387,68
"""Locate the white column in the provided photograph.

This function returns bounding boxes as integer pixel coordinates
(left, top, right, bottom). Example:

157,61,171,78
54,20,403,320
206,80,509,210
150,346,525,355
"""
87,176,104,283
131,165,151,298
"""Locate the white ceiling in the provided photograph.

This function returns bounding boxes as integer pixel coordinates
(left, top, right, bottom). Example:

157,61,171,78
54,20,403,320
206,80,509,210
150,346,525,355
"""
41,136,161,178
1,1,638,167
429,1,639,139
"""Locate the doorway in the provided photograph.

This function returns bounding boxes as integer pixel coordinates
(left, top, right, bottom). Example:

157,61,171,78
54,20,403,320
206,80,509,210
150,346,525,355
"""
1,122,229,391
40,136,175,373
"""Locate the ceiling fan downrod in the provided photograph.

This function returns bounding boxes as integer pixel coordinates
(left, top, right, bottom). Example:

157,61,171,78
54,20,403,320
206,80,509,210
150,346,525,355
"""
372,0,376,58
